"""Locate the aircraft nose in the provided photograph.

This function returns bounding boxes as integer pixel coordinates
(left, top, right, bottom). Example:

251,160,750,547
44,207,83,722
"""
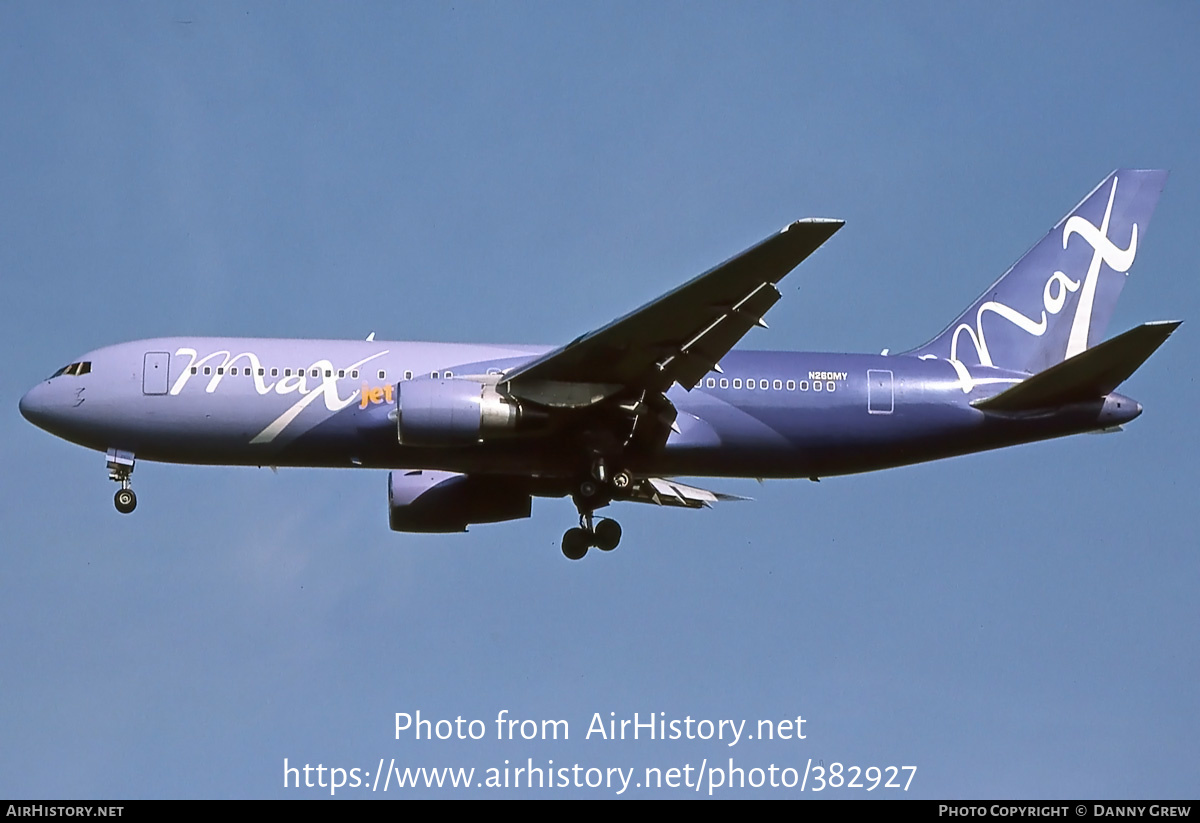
19,381,61,431
19,383,46,426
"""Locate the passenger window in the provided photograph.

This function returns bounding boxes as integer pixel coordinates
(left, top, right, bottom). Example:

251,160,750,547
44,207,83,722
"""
706,378,716,388
733,379,742,389
773,380,782,390
378,370,386,380
720,378,728,389
404,370,413,381
787,380,795,391
338,370,345,379
271,368,279,377
204,367,212,375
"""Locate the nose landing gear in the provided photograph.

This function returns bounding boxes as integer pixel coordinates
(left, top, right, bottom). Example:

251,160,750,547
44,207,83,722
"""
107,448,137,514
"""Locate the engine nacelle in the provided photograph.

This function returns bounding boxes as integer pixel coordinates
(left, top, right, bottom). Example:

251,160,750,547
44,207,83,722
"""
396,379,528,446
387,470,532,533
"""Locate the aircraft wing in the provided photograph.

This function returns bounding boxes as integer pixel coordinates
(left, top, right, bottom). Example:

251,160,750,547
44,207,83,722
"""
500,218,843,406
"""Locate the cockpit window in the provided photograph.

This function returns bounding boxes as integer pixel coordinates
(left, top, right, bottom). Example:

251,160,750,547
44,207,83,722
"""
49,361,91,378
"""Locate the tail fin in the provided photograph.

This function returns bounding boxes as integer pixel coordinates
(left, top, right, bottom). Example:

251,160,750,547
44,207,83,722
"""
909,169,1168,373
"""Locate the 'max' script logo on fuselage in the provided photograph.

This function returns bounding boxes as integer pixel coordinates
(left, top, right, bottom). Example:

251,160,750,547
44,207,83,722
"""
169,348,389,443
948,175,1139,368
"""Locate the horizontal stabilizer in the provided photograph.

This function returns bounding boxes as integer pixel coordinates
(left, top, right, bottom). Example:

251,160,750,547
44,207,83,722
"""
973,321,1180,413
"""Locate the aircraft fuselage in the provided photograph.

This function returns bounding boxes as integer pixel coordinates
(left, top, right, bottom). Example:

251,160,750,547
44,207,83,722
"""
19,336,1139,481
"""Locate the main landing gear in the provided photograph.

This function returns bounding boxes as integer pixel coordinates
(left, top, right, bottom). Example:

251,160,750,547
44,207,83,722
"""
561,512,622,560
107,448,137,514
560,454,627,560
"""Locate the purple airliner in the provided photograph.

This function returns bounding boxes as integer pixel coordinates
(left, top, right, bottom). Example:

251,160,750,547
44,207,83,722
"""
20,170,1178,559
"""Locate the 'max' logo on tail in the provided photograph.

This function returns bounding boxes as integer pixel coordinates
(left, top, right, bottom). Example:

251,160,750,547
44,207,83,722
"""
1061,178,1138,359
947,176,1137,368
911,169,1165,378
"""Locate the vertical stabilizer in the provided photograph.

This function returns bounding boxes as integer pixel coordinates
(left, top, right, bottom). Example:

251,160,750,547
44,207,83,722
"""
908,170,1167,373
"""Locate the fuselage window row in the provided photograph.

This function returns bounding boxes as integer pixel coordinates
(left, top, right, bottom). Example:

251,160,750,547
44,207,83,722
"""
188,365,369,379
705,376,834,392
177,367,840,393
182,364,470,384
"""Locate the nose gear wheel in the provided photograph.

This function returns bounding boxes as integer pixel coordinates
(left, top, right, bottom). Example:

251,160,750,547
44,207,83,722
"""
106,448,138,515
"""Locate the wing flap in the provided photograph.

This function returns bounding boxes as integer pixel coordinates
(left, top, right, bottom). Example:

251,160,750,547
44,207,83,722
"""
627,477,752,509
660,282,782,389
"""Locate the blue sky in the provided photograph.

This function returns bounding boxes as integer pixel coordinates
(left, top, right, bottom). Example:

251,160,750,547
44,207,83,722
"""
2,3,1197,798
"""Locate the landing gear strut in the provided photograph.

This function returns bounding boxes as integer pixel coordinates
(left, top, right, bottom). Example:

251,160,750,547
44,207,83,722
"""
107,448,137,514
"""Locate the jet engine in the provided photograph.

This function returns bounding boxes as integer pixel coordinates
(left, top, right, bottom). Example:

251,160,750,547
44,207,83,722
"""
396,379,539,446
387,469,532,532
